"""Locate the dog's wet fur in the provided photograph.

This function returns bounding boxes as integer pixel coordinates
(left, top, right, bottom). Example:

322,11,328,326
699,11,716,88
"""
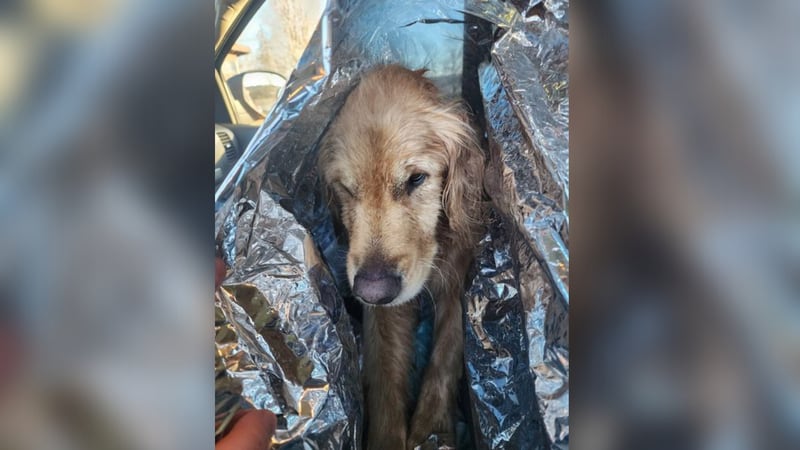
319,65,485,449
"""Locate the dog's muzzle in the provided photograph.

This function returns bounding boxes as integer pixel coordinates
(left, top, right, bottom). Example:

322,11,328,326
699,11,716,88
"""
352,262,401,305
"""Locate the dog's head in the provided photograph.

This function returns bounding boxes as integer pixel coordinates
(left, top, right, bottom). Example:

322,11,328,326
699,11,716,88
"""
319,66,483,306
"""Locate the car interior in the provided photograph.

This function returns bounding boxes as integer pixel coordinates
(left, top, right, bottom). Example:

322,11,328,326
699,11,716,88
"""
214,0,323,189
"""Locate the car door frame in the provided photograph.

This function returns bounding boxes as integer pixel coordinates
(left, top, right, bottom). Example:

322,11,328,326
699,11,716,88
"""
214,0,267,125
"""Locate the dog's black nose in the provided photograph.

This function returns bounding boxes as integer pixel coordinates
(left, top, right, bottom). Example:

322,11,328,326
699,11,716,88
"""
352,264,401,305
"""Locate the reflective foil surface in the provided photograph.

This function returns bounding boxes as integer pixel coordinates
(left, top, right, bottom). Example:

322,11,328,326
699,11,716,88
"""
214,0,568,448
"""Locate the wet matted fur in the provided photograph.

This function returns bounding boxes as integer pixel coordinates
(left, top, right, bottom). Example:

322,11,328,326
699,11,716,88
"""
319,65,485,449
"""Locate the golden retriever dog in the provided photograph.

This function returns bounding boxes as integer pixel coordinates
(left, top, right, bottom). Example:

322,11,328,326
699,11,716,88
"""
319,65,485,449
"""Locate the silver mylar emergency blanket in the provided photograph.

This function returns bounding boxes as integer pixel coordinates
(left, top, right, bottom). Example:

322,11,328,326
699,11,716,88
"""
214,0,568,448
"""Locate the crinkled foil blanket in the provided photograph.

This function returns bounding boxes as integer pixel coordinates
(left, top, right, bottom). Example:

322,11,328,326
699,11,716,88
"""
214,0,568,448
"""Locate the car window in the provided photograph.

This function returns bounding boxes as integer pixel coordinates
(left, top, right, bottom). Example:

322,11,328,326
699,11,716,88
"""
220,0,325,125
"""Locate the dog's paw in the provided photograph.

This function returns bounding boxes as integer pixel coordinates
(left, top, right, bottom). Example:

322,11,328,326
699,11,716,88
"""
406,432,456,450
407,410,455,450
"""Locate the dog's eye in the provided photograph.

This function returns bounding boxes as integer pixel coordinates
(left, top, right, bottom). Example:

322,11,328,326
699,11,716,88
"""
337,182,355,198
407,173,427,191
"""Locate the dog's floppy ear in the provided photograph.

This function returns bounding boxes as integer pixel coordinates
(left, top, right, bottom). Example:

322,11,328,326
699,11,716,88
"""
316,134,347,250
317,139,346,241
435,106,485,242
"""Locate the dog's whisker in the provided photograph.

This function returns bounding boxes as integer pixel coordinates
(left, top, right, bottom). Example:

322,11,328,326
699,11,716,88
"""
422,285,437,318
424,261,447,288
433,256,457,278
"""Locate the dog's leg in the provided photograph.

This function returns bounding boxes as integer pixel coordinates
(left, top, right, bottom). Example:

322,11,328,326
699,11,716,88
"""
364,303,417,450
407,252,468,448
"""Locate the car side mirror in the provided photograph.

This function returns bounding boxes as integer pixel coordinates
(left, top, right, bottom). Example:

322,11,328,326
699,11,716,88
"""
227,71,287,122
